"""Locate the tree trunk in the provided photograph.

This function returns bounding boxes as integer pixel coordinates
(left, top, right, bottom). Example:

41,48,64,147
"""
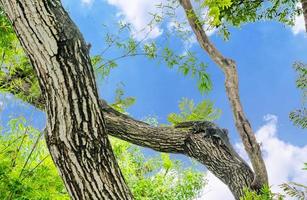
0,0,258,199
0,1,132,199
302,0,307,32
179,0,268,190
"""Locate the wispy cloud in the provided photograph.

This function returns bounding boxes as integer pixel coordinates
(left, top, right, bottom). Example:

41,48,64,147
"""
105,0,164,40
291,3,306,35
198,114,307,200
292,14,305,35
81,0,94,7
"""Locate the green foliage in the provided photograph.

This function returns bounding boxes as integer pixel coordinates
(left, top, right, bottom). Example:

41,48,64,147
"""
91,14,213,94
280,182,307,200
241,165,307,200
196,0,300,39
144,42,158,59
198,0,232,26
162,48,211,93
0,6,15,51
240,185,282,200
0,8,41,108
290,62,307,129
168,98,221,125
162,0,301,40
112,138,204,200
279,162,307,200
218,0,300,27
91,55,118,80
0,117,68,200
110,83,136,114
0,117,205,200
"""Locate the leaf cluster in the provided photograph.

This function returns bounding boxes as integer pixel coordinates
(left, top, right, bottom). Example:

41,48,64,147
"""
0,117,205,200
199,0,301,39
240,185,283,200
112,137,205,200
0,117,68,200
280,182,307,200
111,83,136,114
168,98,221,125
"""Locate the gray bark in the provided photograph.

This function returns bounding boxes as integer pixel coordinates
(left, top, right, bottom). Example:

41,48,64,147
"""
179,0,268,190
0,0,256,199
0,1,132,199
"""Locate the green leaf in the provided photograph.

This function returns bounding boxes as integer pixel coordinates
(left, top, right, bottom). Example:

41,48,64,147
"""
168,98,221,125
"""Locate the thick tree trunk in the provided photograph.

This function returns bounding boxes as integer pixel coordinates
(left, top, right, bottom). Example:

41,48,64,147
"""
179,0,268,190
302,0,307,32
0,1,132,199
0,0,257,199
1,75,255,199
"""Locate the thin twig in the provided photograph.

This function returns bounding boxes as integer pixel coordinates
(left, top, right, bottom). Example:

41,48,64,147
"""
18,130,44,178
0,135,23,154
11,127,29,167
20,154,49,181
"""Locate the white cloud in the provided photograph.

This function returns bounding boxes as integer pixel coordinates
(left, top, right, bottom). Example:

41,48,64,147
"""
81,0,94,7
291,3,306,35
106,0,164,40
198,114,307,200
196,172,233,200
166,3,216,53
292,14,305,35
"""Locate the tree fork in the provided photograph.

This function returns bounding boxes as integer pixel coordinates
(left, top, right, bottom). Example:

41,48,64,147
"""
1,69,256,199
179,0,268,190
1,0,257,199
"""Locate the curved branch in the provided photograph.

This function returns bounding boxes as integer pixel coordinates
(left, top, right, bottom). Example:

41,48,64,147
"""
0,1,257,197
179,0,268,189
101,100,254,198
0,77,254,199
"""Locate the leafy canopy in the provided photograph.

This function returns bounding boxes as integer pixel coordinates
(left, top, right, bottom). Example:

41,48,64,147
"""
162,0,301,40
0,116,205,200
0,8,208,199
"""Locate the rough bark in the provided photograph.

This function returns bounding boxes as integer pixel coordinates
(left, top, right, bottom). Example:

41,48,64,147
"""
179,0,268,190
1,71,255,199
0,0,257,199
302,0,307,32
0,1,132,199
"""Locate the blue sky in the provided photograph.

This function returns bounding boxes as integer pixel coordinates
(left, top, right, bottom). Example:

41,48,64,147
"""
60,0,307,144
0,0,306,199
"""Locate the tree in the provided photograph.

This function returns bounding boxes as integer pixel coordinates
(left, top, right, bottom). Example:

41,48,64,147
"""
1,0,304,199
179,0,268,190
0,117,204,200
175,0,306,191
0,1,257,199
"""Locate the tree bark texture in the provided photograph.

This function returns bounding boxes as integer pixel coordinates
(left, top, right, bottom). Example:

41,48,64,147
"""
179,0,268,190
0,0,257,199
0,1,132,199
2,70,255,199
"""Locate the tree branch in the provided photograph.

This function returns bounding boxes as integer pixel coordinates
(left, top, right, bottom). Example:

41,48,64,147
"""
179,0,268,190
0,0,258,197
1,74,254,198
